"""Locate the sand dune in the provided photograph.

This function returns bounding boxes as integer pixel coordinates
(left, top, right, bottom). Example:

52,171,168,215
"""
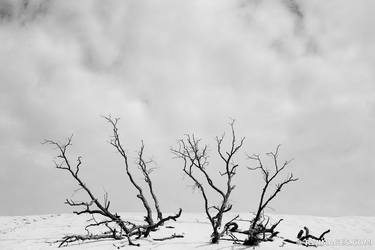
0,213,374,249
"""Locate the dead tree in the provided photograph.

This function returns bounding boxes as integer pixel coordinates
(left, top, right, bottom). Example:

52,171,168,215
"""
104,116,182,234
171,120,245,243
44,136,139,247
137,141,163,221
44,117,182,247
104,116,179,231
242,144,298,246
105,117,154,227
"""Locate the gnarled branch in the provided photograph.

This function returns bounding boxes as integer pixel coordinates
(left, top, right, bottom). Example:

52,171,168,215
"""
240,145,298,246
171,119,244,243
45,116,182,247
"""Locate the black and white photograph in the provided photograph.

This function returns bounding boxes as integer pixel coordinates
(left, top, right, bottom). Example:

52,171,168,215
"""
0,0,374,249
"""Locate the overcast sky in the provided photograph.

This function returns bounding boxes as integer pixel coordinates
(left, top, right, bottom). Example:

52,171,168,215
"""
0,0,374,216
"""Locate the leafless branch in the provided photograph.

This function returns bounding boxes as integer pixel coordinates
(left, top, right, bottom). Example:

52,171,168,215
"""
104,116,154,226
171,119,244,243
44,137,138,246
284,226,330,247
137,141,163,221
241,144,298,246
153,233,184,241
45,116,182,247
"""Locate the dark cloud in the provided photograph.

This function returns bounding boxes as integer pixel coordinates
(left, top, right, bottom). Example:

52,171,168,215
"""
284,0,303,19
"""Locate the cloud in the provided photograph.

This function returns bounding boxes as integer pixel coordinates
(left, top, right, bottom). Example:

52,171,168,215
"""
0,0,374,216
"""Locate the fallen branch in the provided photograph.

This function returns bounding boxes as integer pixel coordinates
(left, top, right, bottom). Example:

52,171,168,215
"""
284,227,331,247
153,233,184,241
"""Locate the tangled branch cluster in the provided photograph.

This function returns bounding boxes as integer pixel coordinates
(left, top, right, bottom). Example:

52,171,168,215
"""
45,117,181,247
171,120,244,243
45,118,330,248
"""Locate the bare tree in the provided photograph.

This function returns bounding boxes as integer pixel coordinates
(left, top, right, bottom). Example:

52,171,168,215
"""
105,117,154,227
242,144,298,245
104,116,182,234
214,145,327,247
171,120,245,243
44,136,139,247
104,116,177,231
44,117,182,247
138,141,163,221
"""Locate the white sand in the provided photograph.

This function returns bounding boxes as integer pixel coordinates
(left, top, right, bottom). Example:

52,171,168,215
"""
0,212,374,249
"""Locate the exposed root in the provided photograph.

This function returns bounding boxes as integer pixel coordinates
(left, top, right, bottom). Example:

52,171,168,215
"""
283,227,331,247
